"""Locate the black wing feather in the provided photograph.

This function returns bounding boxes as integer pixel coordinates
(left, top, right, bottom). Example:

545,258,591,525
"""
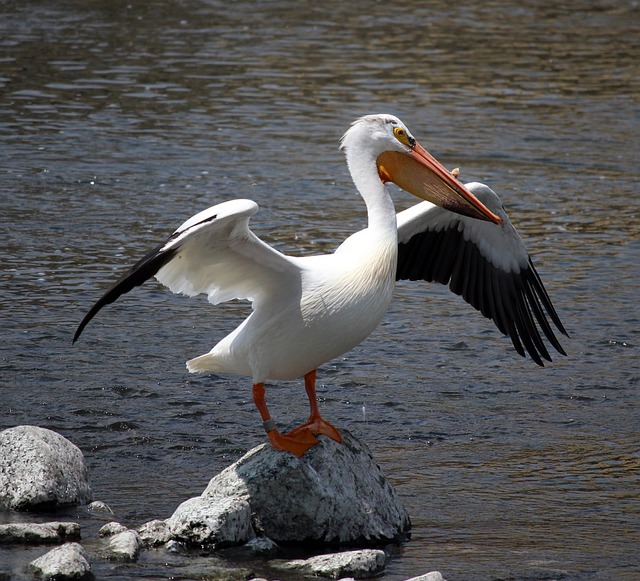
73,243,178,343
396,223,568,366
435,227,458,284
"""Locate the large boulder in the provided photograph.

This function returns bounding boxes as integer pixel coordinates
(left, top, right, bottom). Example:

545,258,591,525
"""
0,426,92,510
203,430,410,545
137,430,409,553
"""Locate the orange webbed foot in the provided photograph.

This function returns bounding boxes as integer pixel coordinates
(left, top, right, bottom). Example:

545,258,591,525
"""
266,428,319,458
286,416,343,444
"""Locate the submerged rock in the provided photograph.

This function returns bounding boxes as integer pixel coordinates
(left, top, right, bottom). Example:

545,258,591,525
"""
0,426,92,510
276,548,386,579
203,430,410,545
243,535,278,556
0,522,80,545
28,542,92,580
168,561,255,581
86,501,113,515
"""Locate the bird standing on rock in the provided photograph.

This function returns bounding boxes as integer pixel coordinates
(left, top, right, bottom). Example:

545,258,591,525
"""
74,114,568,457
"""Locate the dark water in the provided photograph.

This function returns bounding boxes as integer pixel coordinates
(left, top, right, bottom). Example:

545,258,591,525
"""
1,0,639,579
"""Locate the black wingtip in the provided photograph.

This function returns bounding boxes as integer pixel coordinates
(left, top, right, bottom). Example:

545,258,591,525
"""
72,243,178,345
73,314,90,344
72,292,112,344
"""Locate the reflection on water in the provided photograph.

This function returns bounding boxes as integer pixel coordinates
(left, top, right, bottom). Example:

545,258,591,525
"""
1,1,639,580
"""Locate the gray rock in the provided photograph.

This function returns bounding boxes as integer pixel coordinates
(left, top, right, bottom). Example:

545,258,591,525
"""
0,521,81,545
405,573,447,581
137,519,172,547
164,539,185,553
166,496,255,548
104,529,142,562
0,426,92,510
243,535,278,556
97,521,127,538
277,549,386,579
28,542,91,580
203,430,410,544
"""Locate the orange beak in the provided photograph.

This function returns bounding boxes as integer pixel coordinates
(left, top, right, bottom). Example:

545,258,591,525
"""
376,142,501,224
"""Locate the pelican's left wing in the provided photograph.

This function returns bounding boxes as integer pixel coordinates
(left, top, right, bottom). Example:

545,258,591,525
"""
74,199,300,342
396,182,568,365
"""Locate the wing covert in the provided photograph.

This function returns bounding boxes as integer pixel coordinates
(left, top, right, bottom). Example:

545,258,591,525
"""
74,199,300,342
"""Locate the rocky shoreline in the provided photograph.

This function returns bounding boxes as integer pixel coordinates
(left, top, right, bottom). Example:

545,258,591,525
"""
0,425,446,580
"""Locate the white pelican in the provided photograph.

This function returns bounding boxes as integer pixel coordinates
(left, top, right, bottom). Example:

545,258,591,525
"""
74,114,567,457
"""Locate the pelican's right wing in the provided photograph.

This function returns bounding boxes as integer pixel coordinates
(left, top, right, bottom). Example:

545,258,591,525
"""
74,199,300,342
396,182,568,365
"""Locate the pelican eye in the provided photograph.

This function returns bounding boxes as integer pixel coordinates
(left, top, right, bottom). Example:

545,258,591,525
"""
393,126,414,147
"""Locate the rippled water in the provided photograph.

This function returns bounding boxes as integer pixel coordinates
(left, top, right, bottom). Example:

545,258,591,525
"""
1,1,639,579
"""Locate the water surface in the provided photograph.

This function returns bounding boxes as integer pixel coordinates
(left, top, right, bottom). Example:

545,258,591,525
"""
1,1,639,579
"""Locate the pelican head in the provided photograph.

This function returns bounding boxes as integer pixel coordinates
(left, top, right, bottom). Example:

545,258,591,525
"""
341,114,501,224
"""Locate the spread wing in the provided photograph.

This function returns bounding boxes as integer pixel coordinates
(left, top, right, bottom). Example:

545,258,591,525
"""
74,199,300,342
396,182,568,365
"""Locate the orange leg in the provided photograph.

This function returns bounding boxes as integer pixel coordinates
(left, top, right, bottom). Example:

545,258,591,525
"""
285,370,343,443
252,382,317,457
